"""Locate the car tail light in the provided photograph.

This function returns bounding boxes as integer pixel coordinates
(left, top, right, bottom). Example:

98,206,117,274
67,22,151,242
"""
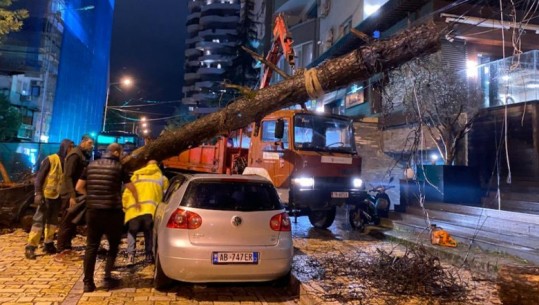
166,208,202,229
270,212,291,231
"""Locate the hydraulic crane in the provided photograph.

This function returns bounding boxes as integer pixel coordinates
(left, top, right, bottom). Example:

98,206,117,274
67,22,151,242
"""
259,13,295,89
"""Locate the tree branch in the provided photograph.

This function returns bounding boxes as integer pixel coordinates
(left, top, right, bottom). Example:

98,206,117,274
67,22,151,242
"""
241,46,290,80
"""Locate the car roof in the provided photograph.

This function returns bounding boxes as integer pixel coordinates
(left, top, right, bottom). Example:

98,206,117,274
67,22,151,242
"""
177,173,273,184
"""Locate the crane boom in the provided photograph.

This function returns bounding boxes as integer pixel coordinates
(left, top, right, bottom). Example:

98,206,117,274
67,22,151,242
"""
259,13,295,89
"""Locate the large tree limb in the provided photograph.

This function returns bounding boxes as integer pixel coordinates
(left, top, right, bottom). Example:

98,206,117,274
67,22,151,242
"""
123,22,444,171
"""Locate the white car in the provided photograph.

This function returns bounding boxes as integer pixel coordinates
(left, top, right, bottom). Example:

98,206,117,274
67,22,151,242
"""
153,173,293,290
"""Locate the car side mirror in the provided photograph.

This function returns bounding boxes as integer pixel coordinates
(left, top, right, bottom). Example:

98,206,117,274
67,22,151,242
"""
274,119,284,139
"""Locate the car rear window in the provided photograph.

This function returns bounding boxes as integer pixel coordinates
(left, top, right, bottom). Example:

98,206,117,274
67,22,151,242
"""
180,180,282,211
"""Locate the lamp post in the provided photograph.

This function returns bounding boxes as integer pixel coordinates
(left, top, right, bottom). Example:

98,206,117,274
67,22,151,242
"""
102,77,133,131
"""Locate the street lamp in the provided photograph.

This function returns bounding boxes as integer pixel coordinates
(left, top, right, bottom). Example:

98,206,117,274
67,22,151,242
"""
135,116,151,143
102,77,133,131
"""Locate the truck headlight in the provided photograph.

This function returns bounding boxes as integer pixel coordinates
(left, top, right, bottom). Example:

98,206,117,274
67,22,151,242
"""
352,178,363,188
292,177,315,188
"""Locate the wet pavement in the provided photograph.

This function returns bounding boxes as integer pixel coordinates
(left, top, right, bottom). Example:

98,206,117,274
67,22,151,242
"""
0,207,503,304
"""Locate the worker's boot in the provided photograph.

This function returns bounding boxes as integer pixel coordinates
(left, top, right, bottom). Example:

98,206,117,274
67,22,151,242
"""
25,245,37,260
145,253,154,264
43,242,57,254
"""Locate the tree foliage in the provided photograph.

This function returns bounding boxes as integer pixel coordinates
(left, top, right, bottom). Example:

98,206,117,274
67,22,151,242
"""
0,0,28,39
212,0,260,107
382,53,481,165
0,94,22,141
231,0,260,87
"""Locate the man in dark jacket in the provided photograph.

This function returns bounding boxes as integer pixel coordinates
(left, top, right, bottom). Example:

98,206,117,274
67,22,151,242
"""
75,143,139,292
24,139,74,259
54,134,94,261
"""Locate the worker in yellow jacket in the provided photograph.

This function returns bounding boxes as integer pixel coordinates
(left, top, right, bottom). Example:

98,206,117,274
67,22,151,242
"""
25,139,74,259
122,160,168,265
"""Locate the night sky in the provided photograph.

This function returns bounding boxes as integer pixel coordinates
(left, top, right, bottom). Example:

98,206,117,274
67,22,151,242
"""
110,0,187,103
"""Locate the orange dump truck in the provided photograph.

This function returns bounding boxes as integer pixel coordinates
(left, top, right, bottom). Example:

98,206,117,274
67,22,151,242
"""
162,109,366,229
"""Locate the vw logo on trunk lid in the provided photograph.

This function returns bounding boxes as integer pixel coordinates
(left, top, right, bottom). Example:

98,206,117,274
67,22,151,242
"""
232,216,242,227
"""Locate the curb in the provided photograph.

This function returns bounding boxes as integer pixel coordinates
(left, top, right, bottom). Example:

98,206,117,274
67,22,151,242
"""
291,273,339,305
382,230,529,279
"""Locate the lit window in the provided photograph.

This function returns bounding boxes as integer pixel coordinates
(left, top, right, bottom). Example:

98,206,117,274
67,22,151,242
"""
206,50,211,55
217,63,222,69
212,39,220,43
466,60,477,78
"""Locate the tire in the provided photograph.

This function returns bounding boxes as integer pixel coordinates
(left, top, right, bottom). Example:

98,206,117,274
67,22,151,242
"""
375,197,390,218
272,270,291,288
349,207,367,232
154,254,174,291
308,207,336,229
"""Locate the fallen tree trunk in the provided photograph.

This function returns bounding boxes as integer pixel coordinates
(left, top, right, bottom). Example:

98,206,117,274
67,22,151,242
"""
497,265,539,305
123,22,443,171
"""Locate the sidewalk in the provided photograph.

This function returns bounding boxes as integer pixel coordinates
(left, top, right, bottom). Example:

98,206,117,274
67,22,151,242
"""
381,202,539,276
0,230,297,305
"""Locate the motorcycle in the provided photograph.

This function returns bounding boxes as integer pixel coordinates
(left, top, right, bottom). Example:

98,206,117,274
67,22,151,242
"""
349,177,394,231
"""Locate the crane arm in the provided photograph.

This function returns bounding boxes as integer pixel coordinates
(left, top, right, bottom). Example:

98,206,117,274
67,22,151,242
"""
260,13,295,89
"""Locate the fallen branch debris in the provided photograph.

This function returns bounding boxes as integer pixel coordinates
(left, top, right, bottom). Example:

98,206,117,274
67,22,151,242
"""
294,245,468,303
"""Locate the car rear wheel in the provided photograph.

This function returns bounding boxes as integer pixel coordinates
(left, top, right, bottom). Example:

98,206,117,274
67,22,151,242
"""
154,254,173,291
308,207,336,229
272,270,292,288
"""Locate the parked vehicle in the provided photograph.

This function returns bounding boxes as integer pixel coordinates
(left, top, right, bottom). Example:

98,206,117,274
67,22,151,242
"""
152,173,293,290
349,177,394,232
162,111,365,229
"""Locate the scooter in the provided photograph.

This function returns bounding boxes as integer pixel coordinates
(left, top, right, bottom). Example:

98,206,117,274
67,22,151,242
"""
349,177,394,231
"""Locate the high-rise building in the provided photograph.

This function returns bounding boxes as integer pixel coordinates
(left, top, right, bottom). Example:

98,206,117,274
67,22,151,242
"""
48,0,115,142
0,0,114,143
182,0,263,115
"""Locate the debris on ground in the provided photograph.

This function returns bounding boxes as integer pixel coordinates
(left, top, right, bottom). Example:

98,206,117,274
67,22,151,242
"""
294,244,468,304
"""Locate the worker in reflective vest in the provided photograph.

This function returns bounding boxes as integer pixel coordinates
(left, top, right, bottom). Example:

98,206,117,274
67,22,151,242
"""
25,139,74,259
122,160,169,265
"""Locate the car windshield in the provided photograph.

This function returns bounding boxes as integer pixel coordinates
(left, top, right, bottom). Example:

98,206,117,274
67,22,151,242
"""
181,180,282,211
293,114,356,154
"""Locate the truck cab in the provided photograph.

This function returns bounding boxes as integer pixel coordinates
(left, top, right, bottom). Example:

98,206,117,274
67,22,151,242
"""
245,109,365,228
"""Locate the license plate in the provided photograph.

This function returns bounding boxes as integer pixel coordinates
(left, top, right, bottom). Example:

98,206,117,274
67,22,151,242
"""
331,192,349,198
212,252,259,264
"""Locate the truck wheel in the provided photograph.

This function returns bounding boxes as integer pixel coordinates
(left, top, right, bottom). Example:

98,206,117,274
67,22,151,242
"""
154,253,174,291
349,207,367,232
308,207,336,229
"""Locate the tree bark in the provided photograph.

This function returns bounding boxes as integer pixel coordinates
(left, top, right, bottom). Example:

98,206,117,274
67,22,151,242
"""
497,265,539,305
122,22,443,171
